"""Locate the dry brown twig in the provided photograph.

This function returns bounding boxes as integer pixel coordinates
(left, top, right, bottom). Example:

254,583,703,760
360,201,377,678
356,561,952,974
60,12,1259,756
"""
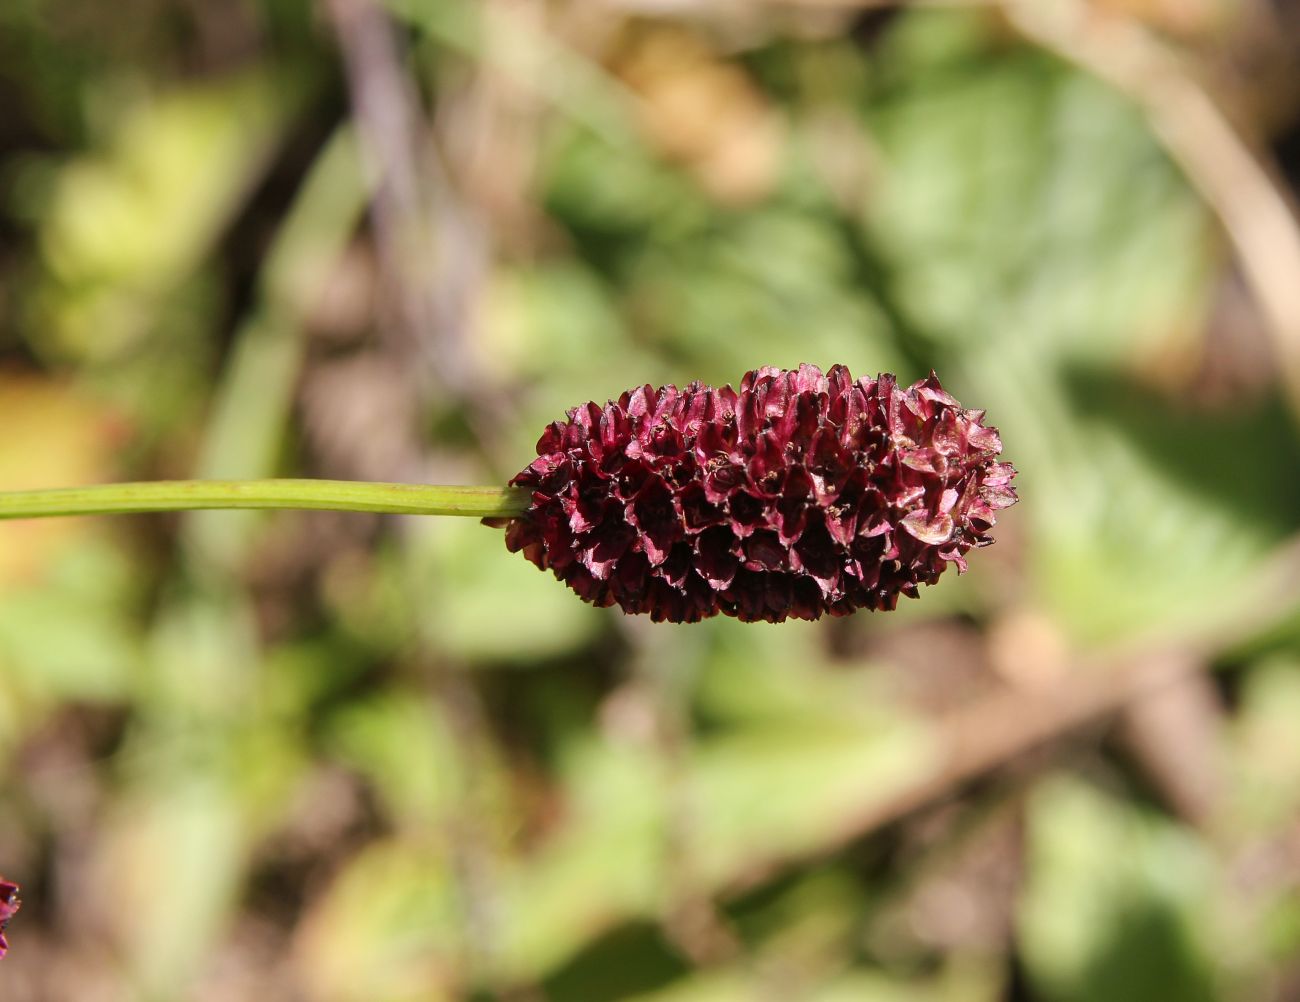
721,647,1204,895
325,0,498,420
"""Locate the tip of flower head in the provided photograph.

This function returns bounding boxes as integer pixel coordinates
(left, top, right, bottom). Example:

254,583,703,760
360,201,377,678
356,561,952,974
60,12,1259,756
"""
0,878,20,959
495,365,1017,623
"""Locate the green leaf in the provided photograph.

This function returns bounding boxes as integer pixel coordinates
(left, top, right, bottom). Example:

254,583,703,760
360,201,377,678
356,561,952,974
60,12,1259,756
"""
410,516,603,663
1018,778,1219,1002
325,690,459,827
294,838,460,1002
27,68,303,362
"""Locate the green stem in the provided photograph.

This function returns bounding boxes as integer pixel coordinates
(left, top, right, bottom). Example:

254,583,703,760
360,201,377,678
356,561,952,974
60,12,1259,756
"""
0,480,529,521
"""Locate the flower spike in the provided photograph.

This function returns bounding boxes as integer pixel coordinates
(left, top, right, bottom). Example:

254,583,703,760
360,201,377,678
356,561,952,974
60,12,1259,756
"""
500,365,1017,623
0,878,19,959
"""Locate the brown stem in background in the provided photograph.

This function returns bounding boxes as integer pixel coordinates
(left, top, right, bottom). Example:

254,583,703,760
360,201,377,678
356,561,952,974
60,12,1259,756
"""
326,0,453,382
326,0,508,456
725,648,1204,893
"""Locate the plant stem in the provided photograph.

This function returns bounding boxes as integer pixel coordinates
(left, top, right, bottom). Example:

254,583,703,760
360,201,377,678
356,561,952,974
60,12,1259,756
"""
0,480,528,521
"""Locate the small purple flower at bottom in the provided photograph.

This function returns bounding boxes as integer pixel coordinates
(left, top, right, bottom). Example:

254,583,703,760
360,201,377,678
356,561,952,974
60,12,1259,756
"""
499,365,1018,623
0,878,19,959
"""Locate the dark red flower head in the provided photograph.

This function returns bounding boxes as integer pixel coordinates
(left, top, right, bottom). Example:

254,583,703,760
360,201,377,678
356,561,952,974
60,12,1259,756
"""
0,878,19,959
500,365,1017,623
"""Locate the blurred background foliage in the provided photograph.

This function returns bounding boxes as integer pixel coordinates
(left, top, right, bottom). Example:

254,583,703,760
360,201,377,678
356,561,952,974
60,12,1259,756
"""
2,0,1300,999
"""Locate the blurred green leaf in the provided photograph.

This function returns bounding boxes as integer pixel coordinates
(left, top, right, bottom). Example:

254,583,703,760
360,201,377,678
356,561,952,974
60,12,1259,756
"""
1018,777,1219,1002
27,68,302,362
626,206,905,384
622,958,1003,1001
187,125,367,568
688,713,933,885
1228,658,1300,829
863,12,1299,646
94,777,249,998
325,690,458,828
0,542,140,708
498,738,667,979
868,28,1207,365
294,838,460,1002
482,260,668,429
410,516,604,663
